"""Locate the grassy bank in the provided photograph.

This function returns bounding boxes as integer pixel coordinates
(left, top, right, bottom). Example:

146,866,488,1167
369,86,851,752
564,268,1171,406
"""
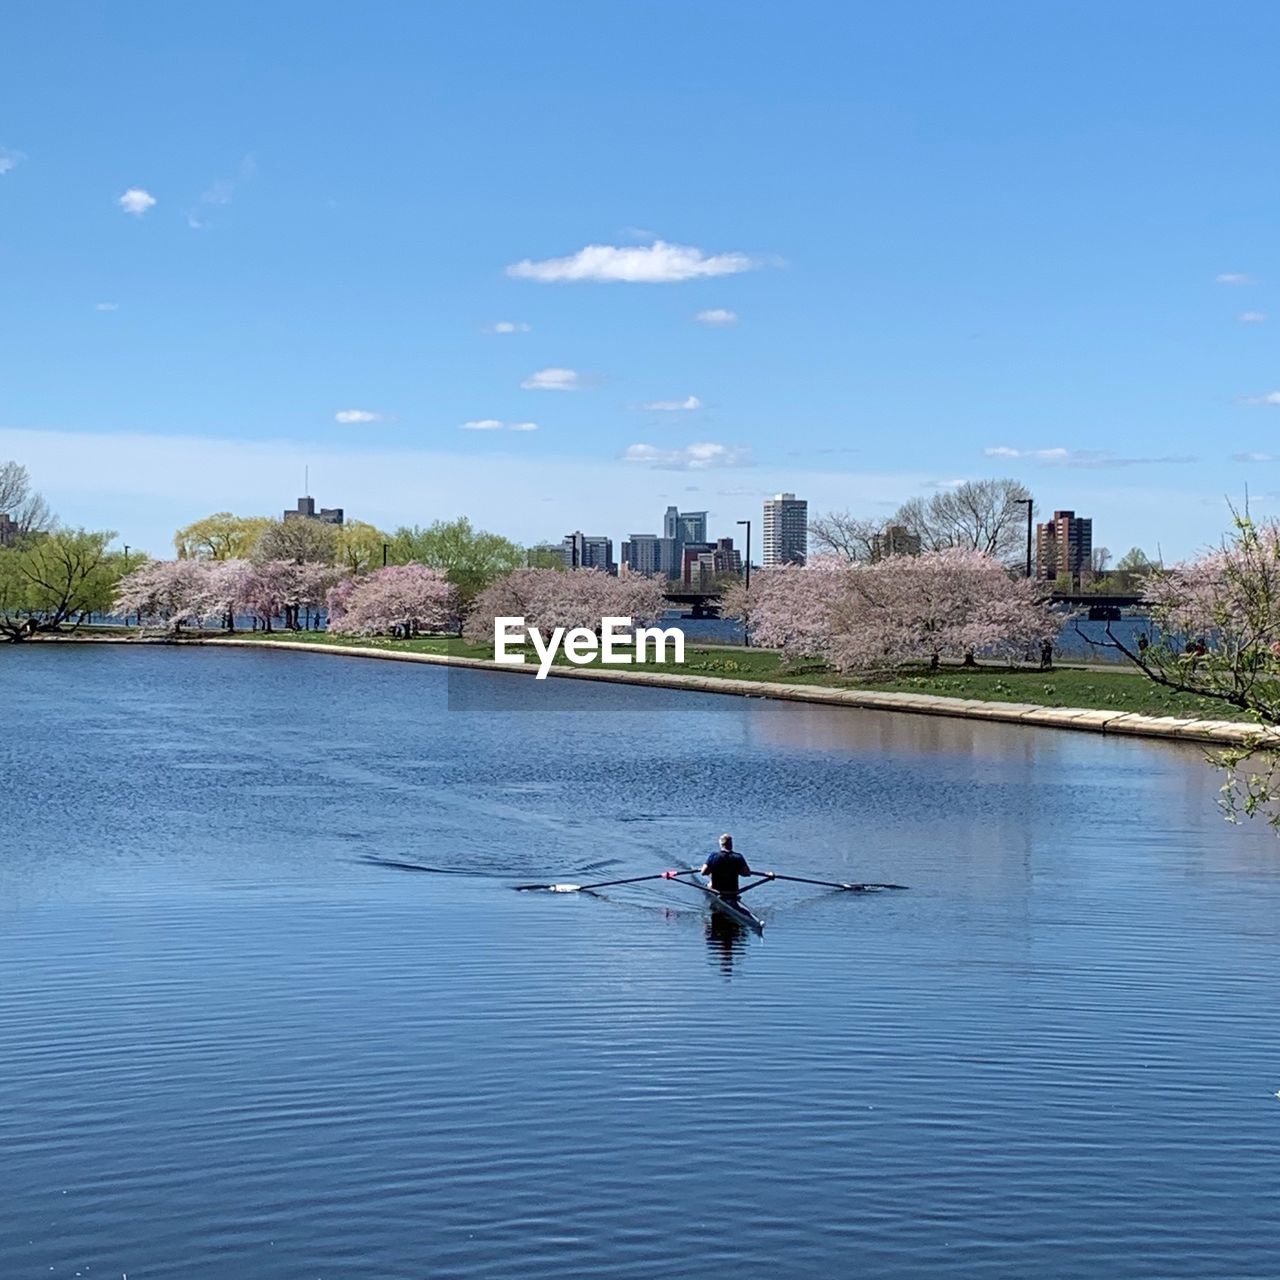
238,630,1236,721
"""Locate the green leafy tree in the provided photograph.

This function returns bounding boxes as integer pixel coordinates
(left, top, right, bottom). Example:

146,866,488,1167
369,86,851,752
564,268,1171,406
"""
388,517,524,606
0,528,119,640
524,543,566,570
335,520,392,573
174,512,273,560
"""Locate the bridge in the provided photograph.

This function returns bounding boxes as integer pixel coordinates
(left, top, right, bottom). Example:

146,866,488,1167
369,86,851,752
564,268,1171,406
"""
662,587,1147,620
662,588,723,618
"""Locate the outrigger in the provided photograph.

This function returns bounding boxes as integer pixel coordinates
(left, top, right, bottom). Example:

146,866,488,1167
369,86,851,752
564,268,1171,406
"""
515,868,908,933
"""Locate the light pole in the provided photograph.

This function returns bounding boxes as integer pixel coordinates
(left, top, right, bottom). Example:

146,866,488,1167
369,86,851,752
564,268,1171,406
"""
736,519,752,647
121,546,131,626
1015,499,1033,579
382,542,389,567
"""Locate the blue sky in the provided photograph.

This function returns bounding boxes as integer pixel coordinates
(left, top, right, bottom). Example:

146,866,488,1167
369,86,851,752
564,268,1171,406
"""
2,1,1279,558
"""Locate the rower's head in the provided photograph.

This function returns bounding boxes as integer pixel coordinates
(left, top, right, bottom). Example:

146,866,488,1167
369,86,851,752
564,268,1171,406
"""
719,833,733,851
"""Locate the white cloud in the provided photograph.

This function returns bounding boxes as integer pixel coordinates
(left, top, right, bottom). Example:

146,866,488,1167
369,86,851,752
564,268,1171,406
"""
639,395,702,412
507,240,757,284
1240,311,1267,324
1233,451,1276,462
0,146,24,175
462,419,539,432
94,302,119,312
1216,272,1256,285
695,308,738,326
334,409,389,424
486,321,531,334
985,446,1070,461
622,441,750,470
521,367,582,391
118,188,157,216
984,445,1195,468
508,421,539,432
1242,391,1280,406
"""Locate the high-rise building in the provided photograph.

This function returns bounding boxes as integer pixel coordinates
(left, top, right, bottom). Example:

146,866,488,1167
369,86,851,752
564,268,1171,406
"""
677,511,707,543
662,505,707,580
1035,510,1093,581
762,493,808,567
284,496,344,525
0,512,17,547
562,531,615,572
622,534,663,576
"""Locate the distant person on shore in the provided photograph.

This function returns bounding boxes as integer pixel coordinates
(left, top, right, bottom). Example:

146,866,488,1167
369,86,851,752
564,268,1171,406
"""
1039,638,1053,670
700,834,771,902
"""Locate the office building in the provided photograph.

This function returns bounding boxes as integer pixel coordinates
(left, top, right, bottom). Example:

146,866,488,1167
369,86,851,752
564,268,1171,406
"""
762,493,808,567
870,524,922,560
621,534,667,576
562,531,615,572
1035,510,1093,581
679,537,741,588
284,496,344,525
662,505,708,580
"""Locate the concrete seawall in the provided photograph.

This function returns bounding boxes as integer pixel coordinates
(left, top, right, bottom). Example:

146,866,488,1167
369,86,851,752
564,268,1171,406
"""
186,637,1277,749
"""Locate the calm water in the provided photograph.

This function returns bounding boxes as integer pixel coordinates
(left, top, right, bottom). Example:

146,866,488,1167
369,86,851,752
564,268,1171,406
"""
679,612,1149,661
3,645,1279,1279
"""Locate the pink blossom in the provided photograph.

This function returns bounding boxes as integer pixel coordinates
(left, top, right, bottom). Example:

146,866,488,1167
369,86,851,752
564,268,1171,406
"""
330,564,457,636
726,548,1054,671
463,569,666,644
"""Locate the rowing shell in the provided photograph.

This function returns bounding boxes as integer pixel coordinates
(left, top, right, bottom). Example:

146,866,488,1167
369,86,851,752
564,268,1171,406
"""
708,891,764,935
673,874,764,935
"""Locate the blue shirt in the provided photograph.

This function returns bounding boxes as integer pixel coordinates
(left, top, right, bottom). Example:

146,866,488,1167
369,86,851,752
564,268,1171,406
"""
704,849,751,897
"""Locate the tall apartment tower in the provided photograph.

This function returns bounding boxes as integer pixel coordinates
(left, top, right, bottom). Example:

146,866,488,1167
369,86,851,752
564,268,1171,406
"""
762,493,808,567
1035,510,1093,581
622,533,664,576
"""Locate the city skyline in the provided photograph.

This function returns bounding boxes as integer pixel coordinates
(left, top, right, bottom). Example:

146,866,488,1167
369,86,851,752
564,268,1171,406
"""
5,4,1280,559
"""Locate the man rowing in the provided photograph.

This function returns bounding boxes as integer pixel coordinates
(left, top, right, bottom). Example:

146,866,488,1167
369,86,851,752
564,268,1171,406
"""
700,833,772,902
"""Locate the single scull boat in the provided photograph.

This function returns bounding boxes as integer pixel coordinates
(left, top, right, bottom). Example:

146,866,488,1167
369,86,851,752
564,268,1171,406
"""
666,870,765,934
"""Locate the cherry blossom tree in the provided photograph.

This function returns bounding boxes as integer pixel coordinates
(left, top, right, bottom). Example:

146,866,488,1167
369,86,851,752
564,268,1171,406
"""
725,549,1053,671
1087,512,1280,827
463,568,666,645
114,558,217,631
328,564,457,636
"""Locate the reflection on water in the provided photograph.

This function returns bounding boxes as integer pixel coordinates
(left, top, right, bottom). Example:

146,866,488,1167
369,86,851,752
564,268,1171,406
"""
3,645,1280,1280
705,910,752,975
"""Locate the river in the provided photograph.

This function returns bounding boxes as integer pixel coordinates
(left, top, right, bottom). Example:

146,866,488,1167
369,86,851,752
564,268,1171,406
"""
2,644,1278,1278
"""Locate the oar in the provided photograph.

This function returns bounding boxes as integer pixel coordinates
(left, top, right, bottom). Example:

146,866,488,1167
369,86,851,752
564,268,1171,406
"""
515,871,680,893
765,872,909,892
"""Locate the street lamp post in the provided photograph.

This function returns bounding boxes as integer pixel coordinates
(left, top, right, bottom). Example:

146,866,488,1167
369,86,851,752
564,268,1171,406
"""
382,542,389,567
1015,499,1033,579
736,519,752,647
